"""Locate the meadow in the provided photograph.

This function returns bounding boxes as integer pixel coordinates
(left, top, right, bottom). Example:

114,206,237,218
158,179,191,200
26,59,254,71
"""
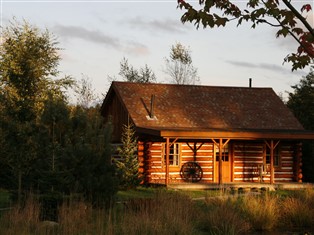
0,187,313,235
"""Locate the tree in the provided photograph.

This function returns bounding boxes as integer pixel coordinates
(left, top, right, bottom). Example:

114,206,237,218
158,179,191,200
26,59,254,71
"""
38,93,71,193
68,110,117,206
177,0,314,71
163,42,199,84
286,69,314,182
74,74,98,108
287,70,314,130
110,57,157,83
0,19,73,204
115,123,141,190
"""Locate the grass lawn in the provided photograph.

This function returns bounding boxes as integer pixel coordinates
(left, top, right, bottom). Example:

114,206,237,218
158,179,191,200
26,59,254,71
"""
115,186,223,202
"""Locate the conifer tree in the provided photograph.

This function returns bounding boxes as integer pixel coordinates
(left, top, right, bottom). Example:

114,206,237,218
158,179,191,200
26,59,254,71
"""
115,123,141,189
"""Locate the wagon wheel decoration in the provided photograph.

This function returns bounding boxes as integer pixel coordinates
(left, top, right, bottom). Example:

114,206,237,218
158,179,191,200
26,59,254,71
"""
180,162,203,182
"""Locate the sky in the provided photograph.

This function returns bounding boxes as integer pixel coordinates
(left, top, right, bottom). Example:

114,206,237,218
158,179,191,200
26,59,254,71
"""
1,0,313,102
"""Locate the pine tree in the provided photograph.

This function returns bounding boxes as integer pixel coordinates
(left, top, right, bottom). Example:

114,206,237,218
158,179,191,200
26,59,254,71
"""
115,123,141,189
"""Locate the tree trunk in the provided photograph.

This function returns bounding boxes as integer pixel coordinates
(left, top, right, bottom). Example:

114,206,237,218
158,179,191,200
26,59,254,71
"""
18,170,22,208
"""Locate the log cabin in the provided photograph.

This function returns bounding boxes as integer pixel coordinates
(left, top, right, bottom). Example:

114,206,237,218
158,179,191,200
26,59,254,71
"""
100,81,314,186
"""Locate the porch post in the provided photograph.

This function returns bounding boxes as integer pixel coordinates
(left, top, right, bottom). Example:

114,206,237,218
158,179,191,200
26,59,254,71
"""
165,137,170,186
219,138,223,185
295,142,302,182
270,140,274,184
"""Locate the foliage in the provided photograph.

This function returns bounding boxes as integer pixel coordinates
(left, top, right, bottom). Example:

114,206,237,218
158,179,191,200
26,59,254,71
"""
287,69,314,130
286,69,314,182
0,19,73,120
74,74,98,108
177,0,314,71
110,57,156,83
163,42,199,84
0,19,117,207
115,123,142,190
0,19,74,205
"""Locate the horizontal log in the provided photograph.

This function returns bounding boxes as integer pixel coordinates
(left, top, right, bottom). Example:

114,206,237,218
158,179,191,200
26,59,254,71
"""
234,157,263,161
181,152,214,156
234,162,263,167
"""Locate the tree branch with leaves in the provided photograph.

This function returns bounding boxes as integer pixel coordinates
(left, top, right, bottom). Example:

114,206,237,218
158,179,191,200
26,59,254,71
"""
177,0,314,71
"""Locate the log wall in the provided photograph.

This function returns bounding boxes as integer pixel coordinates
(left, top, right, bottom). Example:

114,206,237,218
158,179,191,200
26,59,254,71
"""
113,140,301,184
138,142,215,184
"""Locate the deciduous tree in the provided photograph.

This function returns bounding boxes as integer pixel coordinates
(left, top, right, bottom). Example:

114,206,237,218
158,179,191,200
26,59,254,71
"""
0,19,73,204
163,42,199,84
177,0,314,71
287,69,314,182
109,57,156,83
74,74,98,108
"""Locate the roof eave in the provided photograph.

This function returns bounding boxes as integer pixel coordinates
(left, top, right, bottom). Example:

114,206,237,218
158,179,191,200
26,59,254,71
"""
137,127,314,140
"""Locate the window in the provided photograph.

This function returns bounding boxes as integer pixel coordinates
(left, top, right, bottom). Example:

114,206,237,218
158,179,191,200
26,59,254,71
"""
163,143,180,166
215,144,229,162
265,145,280,167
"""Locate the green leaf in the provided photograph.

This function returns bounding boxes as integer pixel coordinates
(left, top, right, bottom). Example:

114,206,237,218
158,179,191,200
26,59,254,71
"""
292,27,304,36
276,27,290,38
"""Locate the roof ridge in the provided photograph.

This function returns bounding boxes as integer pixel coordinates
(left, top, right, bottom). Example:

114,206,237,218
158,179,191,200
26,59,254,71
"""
112,81,272,90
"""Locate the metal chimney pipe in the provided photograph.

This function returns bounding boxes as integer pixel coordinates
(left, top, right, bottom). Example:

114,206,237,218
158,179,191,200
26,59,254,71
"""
249,78,252,88
150,94,155,118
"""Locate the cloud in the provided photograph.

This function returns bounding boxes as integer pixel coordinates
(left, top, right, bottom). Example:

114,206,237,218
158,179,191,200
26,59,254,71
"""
226,60,306,76
127,16,187,34
53,24,151,57
124,41,150,56
53,24,121,49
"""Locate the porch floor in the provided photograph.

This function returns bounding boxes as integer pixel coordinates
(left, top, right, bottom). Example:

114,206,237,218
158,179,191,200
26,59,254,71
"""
167,182,314,191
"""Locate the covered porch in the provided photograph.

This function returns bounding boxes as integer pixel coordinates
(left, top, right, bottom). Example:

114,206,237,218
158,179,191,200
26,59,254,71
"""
138,127,314,186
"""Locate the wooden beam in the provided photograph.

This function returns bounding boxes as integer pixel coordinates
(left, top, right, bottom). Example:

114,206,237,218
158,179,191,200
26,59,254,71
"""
219,138,223,185
265,140,280,149
212,138,230,148
295,143,302,182
158,129,314,140
165,137,170,186
230,142,234,182
270,140,274,184
186,142,204,161
169,137,178,147
264,140,280,184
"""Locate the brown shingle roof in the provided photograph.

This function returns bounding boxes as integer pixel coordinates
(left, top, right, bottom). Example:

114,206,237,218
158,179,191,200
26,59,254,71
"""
107,81,304,132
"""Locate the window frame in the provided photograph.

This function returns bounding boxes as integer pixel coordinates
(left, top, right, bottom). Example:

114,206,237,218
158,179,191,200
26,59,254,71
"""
215,144,229,162
162,143,181,167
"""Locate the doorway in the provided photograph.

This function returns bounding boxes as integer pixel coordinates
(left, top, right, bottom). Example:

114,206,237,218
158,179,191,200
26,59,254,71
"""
215,144,231,183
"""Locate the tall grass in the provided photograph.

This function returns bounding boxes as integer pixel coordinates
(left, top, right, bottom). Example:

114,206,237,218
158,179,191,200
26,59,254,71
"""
280,188,314,229
114,191,197,235
239,194,279,231
0,188,313,234
201,197,251,235
58,199,93,234
0,193,41,235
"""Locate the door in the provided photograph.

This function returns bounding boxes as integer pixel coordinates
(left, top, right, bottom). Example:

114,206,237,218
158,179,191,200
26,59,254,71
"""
215,144,231,183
